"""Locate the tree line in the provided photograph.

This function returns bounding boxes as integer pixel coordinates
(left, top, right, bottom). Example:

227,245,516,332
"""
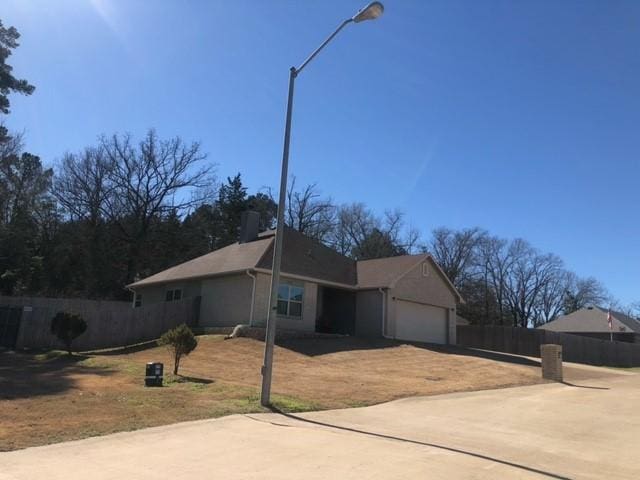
0,19,636,324
425,228,632,326
1,121,420,300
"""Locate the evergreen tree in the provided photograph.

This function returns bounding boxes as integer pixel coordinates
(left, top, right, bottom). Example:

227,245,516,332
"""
211,174,248,248
0,19,35,114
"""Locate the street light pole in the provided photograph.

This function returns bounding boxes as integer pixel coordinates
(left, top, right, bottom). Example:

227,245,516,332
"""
260,66,295,405
261,2,384,407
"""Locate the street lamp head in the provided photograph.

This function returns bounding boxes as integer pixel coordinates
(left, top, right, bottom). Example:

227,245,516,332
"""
352,2,384,23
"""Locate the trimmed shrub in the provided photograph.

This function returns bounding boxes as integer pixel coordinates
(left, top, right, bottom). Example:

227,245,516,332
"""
50,312,87,355
158,324,198,375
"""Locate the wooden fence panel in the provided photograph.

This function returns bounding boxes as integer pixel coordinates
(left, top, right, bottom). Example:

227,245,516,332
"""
2,295,200,351
457,325,640,368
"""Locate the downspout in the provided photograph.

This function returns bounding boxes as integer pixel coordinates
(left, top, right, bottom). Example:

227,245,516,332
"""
126,286,137,308
378,287,393,339
246,270,257,327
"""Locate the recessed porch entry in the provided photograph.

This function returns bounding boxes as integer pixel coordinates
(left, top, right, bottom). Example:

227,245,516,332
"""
316,286,356,335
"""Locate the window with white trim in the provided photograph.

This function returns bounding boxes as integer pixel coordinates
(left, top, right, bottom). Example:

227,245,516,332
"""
165,289,183,302
277,284,304,318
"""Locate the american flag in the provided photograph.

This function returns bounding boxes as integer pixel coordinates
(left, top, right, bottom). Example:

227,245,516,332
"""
607,310,613,330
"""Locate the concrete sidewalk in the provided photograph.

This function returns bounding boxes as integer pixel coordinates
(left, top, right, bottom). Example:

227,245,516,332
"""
1,370,638,479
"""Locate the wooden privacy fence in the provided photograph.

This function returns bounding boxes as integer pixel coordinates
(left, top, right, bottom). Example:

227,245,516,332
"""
457,325,640,368
0,295,200,352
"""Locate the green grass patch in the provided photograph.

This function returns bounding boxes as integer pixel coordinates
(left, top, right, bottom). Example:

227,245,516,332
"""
344,399,371,408
269,394,320,413
32,350,69,361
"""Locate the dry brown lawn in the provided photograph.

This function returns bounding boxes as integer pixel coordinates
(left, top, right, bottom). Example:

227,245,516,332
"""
0,335,547,451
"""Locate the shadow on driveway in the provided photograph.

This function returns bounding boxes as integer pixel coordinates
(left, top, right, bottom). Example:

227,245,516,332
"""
260,406,571,480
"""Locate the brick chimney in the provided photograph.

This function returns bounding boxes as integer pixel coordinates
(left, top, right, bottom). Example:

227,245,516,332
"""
239,211,260,244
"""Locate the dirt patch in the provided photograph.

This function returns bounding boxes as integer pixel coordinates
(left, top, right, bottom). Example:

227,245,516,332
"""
1,336,557,451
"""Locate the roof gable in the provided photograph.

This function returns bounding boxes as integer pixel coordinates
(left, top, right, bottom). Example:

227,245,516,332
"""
128,237,273,288
356,254,427,289
356,254,463,302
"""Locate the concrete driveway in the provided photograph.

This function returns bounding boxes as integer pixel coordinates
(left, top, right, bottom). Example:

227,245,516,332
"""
1,366,638,480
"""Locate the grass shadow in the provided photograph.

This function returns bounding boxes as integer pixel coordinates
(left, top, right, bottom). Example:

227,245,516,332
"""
174,375,214,385
86,340,159,356
274,337,543,368
394,341,542,367
276,336,400,357
0,350,117,399
440,346,542,367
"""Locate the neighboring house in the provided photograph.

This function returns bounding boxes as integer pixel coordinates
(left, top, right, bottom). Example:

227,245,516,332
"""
538,306,640,343
128,212,462,345
456,315,470,326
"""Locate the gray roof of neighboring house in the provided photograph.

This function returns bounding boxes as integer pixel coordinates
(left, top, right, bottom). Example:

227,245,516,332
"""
538,306,640,333
129,228,462,301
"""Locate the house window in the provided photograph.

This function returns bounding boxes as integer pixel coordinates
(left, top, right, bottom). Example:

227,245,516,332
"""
277,284,304,318
165,289,183,302
134,293,142,308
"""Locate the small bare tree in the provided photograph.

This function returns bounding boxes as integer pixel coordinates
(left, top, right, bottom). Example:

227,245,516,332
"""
54,147,112,225
328,203,416,260
286,177,336,242
562,275,610,314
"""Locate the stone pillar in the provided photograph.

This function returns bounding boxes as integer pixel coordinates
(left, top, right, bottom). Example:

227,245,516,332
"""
540,344,563,382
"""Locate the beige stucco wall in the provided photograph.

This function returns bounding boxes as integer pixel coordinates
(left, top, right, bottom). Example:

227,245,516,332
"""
133,273,317,332
133,280,202,307
199,274,253,327
252,272,317,332
387,259,457,344
132,259,457,342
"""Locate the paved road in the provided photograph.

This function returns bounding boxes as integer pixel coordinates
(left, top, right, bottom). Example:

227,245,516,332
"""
1,368,638,479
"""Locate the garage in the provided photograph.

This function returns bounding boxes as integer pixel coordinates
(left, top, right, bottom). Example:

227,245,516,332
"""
395,300,448,344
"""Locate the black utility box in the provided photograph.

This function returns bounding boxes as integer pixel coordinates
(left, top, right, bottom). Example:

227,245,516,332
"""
145,362,163,387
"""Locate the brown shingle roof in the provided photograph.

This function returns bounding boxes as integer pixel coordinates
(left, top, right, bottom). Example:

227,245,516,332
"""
538,306,640,333
128,237,273,288
128,228,462,302
256,228,357,286
357,254,463,302
128,227,357,289
356,254,427,289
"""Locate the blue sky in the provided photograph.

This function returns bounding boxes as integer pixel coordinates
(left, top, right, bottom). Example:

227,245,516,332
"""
3,0,639,305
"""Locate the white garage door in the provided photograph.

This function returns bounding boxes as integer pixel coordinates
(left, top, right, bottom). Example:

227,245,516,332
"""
395,301,448,344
